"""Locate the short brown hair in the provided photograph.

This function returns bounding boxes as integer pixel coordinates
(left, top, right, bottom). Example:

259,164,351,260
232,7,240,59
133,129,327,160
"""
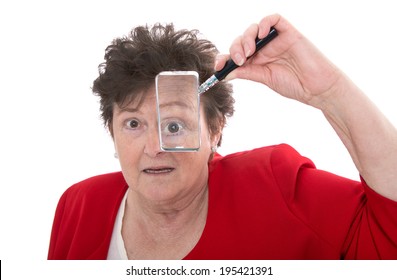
92,23,234,146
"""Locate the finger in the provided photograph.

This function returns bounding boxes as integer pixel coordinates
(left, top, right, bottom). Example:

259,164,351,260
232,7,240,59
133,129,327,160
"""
228,24,259,66
258,14,283,38
229,35,245,66
222,71,237,82
214,54,231,71
241,23,260,57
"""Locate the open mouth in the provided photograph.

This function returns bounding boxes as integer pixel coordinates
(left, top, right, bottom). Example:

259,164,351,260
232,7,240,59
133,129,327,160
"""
143,168,174,174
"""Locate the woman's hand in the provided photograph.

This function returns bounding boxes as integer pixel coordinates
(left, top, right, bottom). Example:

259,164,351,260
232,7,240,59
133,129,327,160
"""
216,14,344,109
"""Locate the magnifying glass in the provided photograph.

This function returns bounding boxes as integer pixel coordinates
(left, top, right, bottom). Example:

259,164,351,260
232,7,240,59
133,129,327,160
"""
155,71,200,151
155,28,278,152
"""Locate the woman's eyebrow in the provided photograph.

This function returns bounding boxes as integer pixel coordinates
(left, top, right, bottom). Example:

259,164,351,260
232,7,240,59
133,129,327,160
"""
115,106,142,115
159,101,194,110
115,100,194,117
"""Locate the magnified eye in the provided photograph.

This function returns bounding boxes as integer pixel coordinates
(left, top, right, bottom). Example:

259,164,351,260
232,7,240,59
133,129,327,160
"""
167,122,181,134
162,120,184,136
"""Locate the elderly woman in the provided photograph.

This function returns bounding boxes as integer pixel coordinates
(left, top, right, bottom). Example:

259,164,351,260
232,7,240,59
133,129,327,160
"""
48,14,397,260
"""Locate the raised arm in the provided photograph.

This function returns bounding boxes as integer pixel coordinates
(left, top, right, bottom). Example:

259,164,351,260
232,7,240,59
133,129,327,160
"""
216,14,397,201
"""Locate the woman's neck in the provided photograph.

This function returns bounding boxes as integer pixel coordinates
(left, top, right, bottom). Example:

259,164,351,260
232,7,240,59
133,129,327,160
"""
121,185,208,259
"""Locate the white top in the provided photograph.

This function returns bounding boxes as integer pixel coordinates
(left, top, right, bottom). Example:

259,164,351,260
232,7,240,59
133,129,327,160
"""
106,190,128,260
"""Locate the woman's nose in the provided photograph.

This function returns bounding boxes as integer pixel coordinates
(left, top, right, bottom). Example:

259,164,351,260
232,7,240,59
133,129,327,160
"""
143,126,163,157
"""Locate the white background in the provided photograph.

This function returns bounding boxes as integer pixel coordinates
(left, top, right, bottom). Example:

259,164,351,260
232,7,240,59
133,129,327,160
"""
0,0,396,273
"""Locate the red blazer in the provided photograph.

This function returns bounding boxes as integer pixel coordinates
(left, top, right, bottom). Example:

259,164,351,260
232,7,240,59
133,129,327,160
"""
48,144,397,259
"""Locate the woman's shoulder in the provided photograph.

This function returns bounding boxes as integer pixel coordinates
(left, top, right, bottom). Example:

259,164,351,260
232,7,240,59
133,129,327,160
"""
211,143,314,171
61,171,127,203
49,172,128,259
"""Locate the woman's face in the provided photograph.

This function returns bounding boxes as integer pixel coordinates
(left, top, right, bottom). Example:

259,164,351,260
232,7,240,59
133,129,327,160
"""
112,87,217,206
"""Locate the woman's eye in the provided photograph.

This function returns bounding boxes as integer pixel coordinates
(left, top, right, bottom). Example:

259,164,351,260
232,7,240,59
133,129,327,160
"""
127,119,140,129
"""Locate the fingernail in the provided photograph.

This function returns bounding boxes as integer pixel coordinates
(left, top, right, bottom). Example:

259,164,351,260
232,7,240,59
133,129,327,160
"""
214,58,220,70
244,43,252,57
234,53,245,66
215,54,226,70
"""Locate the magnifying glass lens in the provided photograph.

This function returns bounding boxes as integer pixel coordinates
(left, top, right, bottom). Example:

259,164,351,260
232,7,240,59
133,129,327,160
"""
155,71,200,151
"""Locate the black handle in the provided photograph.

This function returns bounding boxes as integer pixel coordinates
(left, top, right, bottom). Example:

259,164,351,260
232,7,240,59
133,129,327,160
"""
214,27,278,81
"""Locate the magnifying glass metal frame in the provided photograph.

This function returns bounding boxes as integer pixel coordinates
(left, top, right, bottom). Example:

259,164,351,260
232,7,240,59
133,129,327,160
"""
155,71,201,152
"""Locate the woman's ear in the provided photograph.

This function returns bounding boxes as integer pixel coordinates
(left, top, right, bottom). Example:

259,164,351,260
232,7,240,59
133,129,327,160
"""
211,131,222,148
208,131,221,162
108,122,114,138
108,122,118,158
